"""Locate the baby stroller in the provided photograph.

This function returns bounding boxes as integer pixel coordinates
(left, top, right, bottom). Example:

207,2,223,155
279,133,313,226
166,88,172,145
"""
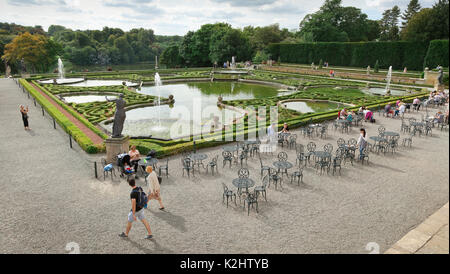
117,153,135,179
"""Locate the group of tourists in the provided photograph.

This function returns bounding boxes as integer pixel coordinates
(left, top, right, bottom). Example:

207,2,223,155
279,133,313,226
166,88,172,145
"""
384,100,407,118
118,145,165,240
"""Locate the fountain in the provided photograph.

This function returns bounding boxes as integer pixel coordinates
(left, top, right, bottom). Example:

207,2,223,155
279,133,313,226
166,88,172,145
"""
151,73,165,134
58,58,65,79
38,57,84,85
385,66,392,95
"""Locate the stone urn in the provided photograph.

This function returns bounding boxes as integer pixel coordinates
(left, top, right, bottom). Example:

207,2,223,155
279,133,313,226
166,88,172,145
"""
168,94,175,104
53,79,57,84
217,96,223,104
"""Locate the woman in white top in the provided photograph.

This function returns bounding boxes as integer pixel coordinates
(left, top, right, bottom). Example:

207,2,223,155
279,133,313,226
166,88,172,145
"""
357,128,368,160
145,166,164,210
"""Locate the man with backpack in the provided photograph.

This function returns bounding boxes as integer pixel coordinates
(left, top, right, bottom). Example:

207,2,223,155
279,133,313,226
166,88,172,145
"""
119,178,153,239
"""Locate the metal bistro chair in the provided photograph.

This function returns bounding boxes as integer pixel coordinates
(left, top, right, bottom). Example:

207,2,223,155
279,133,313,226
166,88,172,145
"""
402,134,413,148
158,158,169,178
305,142,316,164
259,156,270,178
101,158,116,181
290,166,304,185
182,157,194,177
222,151,234,168
401,118,411,133
238,148,249,167
238,168,250,179
324,143,333,154
337,138,346,148
254,175,269,202
243,192,259,216
277,151,288,162
359,148,370,165
319,125,328,139
296,144,307,167
222,183,236,208
330,156,342,176
288,134,297,150
206,155,219,175
250,142,260,157
268,168,282,190
378,126,386,136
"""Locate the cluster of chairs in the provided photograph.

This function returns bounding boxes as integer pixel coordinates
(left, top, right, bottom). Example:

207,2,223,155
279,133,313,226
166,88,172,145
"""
221,169,268,216
101,153,170,183
278,133,298,149
301,124,329,139
182,154,219,177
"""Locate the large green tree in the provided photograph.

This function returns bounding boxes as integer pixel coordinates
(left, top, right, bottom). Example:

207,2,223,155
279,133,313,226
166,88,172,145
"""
298,0,375,42
379,5,401,41
401,0,422,30
402,0,449,42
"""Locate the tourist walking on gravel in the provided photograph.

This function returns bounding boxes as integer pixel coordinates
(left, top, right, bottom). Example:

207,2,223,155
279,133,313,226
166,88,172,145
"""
357,128,367,160
119,178,153,239
20,105,30,130
145,166,164,210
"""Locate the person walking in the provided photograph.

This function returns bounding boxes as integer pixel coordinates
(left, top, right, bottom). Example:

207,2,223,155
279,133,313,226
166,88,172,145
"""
145,166,164,210
119,178,153,239
20,105,30,130
357,128,368,161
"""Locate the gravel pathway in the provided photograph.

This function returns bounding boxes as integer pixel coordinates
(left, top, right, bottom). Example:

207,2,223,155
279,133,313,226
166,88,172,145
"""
1,78,448,254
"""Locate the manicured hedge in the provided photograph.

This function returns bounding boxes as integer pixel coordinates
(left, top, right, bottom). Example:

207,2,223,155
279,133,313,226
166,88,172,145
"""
32,81,109,139
423,40,449,69
268,41,430,70
19,79,103,153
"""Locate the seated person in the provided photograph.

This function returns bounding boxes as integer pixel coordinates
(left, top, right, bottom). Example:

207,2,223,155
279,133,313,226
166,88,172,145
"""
413,98,421,110
346,111,354,123
398,103,406,117
339,108,348,120
364,109,373,121
280,123,289,133
433,112,444,124
129,145,141,178
384,104,393,117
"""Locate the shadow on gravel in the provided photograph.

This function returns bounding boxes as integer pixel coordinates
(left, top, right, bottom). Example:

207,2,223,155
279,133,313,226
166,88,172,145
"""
125,238,174,254
26,130,36,136
369,162,406,173
149,209,187,232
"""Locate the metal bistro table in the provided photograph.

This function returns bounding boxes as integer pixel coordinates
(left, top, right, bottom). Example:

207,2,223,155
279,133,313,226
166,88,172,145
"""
232,177,255,195
244,139,259,146
188,153,208,168
273,161,294,177
383,131,400,139
314,151,331,160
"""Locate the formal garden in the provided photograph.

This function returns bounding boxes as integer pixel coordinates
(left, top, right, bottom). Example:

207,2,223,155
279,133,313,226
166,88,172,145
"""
19,61,437,156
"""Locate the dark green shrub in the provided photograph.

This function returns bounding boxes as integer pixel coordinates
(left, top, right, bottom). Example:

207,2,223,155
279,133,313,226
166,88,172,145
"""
268,41,429,70
86,145,98,154
424,40,449,69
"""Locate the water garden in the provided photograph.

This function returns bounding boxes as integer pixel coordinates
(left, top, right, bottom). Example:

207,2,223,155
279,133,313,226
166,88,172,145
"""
20,59,432,156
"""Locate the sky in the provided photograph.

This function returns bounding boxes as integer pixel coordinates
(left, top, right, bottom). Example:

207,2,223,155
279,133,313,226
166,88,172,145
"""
0,0,437,35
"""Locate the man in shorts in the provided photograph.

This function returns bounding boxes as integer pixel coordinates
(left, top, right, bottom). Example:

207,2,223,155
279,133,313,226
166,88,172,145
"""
119,178,153,239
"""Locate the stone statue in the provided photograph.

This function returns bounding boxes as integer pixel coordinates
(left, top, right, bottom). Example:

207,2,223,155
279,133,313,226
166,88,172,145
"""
437,67,444,85
106,94,126,138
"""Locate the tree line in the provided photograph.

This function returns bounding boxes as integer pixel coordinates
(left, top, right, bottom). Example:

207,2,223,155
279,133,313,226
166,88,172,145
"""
1,0,448,73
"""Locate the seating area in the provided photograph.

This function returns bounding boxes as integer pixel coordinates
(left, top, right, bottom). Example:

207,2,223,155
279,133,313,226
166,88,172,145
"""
97,103,448,220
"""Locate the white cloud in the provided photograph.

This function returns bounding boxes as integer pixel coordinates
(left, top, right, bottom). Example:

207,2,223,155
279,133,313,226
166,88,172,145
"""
1,0,436,35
